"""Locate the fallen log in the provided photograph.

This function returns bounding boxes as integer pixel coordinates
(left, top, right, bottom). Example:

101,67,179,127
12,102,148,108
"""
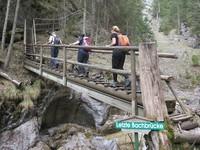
180,121,199,130
174,128,200,144
0,70,22,87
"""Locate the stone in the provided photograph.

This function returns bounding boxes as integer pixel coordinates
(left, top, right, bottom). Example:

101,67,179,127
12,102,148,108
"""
0,117,39,150
29,141,50,150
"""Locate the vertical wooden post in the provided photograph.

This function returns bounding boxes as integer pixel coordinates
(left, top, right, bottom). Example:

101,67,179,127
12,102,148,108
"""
24,20,26,55
39,46,43,75
32,28,35,55
138,42,171,149
33,19,37,44
63,47,66,85
4,0,21,69
130,49,139,150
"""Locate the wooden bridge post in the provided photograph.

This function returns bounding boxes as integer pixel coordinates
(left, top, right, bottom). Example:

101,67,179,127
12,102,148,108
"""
63,47,67,85
130,49,139,149
39,46,43,75
33,19,37,45
138,42,171,149
24,20,26,54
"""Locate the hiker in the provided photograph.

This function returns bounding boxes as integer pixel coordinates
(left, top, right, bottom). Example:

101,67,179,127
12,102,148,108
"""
106,26,130,87
70,33,92,77
47,31,62,69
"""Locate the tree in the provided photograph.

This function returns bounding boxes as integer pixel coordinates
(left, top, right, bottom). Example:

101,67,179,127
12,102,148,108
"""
1,0,11,51
4,0,20,69
82,0,86,34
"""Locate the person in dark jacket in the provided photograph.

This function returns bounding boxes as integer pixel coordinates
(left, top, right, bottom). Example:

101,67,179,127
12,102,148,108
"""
70,34,91,77
106,26,129,87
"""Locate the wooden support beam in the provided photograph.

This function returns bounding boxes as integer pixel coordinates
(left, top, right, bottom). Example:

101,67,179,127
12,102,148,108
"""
39,46,43,75
138,42,171,149
63,47,66,85
166,81,191,114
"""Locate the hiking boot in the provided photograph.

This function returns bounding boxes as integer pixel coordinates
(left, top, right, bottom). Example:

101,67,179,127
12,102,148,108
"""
111,81,117,88
56,63,59,69
124,79,131,88
85,72,89,78
78,74,84,77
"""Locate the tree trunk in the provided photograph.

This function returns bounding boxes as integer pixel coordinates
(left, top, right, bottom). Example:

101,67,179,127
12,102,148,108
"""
0,70,21,86
1,0,11,51
4,0,21,69
177,3,180,35
174,129,200,144
82,0,86,34
4,0,20,69
139,43,172,149
91,0,95,39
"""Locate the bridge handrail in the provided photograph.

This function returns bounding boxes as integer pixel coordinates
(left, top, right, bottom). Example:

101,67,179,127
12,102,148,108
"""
25,44,178,59
25,52,173,81
27,44,139,51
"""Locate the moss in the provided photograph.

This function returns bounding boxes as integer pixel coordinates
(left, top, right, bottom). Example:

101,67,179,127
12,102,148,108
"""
84,132,92,139
185,70,192,79
191,55,200,66
0,79,41,111
19,94,34,110
24,80,41,100
164,119,174,143
191,75,200,85
1,81,21,100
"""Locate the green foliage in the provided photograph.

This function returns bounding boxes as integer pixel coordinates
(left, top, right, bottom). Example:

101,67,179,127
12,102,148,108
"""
0,79,41,110
154,0,200,35
191,75,200,85
164,119,174,142
86,0,152,44
191,55,200,66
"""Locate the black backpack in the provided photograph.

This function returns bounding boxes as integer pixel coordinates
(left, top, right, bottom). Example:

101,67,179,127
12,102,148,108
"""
53,36,61,44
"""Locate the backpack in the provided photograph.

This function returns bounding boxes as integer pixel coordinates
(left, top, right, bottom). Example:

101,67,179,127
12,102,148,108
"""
53,36,61,44
118,34,130,46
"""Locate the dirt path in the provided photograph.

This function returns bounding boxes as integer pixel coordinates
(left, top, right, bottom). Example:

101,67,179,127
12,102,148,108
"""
152,20,200,108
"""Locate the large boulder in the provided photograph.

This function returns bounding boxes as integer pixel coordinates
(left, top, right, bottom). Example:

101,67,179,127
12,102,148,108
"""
0,117,39,150
81,93,110,128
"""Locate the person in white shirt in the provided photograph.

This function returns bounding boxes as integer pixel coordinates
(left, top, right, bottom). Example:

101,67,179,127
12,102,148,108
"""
47,31,62,69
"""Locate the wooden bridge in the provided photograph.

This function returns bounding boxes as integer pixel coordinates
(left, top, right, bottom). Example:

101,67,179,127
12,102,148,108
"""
22,18,182,118
23,44,179,115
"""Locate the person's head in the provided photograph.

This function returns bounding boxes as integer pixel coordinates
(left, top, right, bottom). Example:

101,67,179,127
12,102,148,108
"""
52,31,56,36
111,26,120,33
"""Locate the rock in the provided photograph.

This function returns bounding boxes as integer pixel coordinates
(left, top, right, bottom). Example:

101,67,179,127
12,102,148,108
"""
81,93,110,128
41,90,95,129
68,127,78,136
91,136,118,150
0,117,39,150
58,133,118,150
58,133,95,150
29,141,50,150
188,86,200,111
